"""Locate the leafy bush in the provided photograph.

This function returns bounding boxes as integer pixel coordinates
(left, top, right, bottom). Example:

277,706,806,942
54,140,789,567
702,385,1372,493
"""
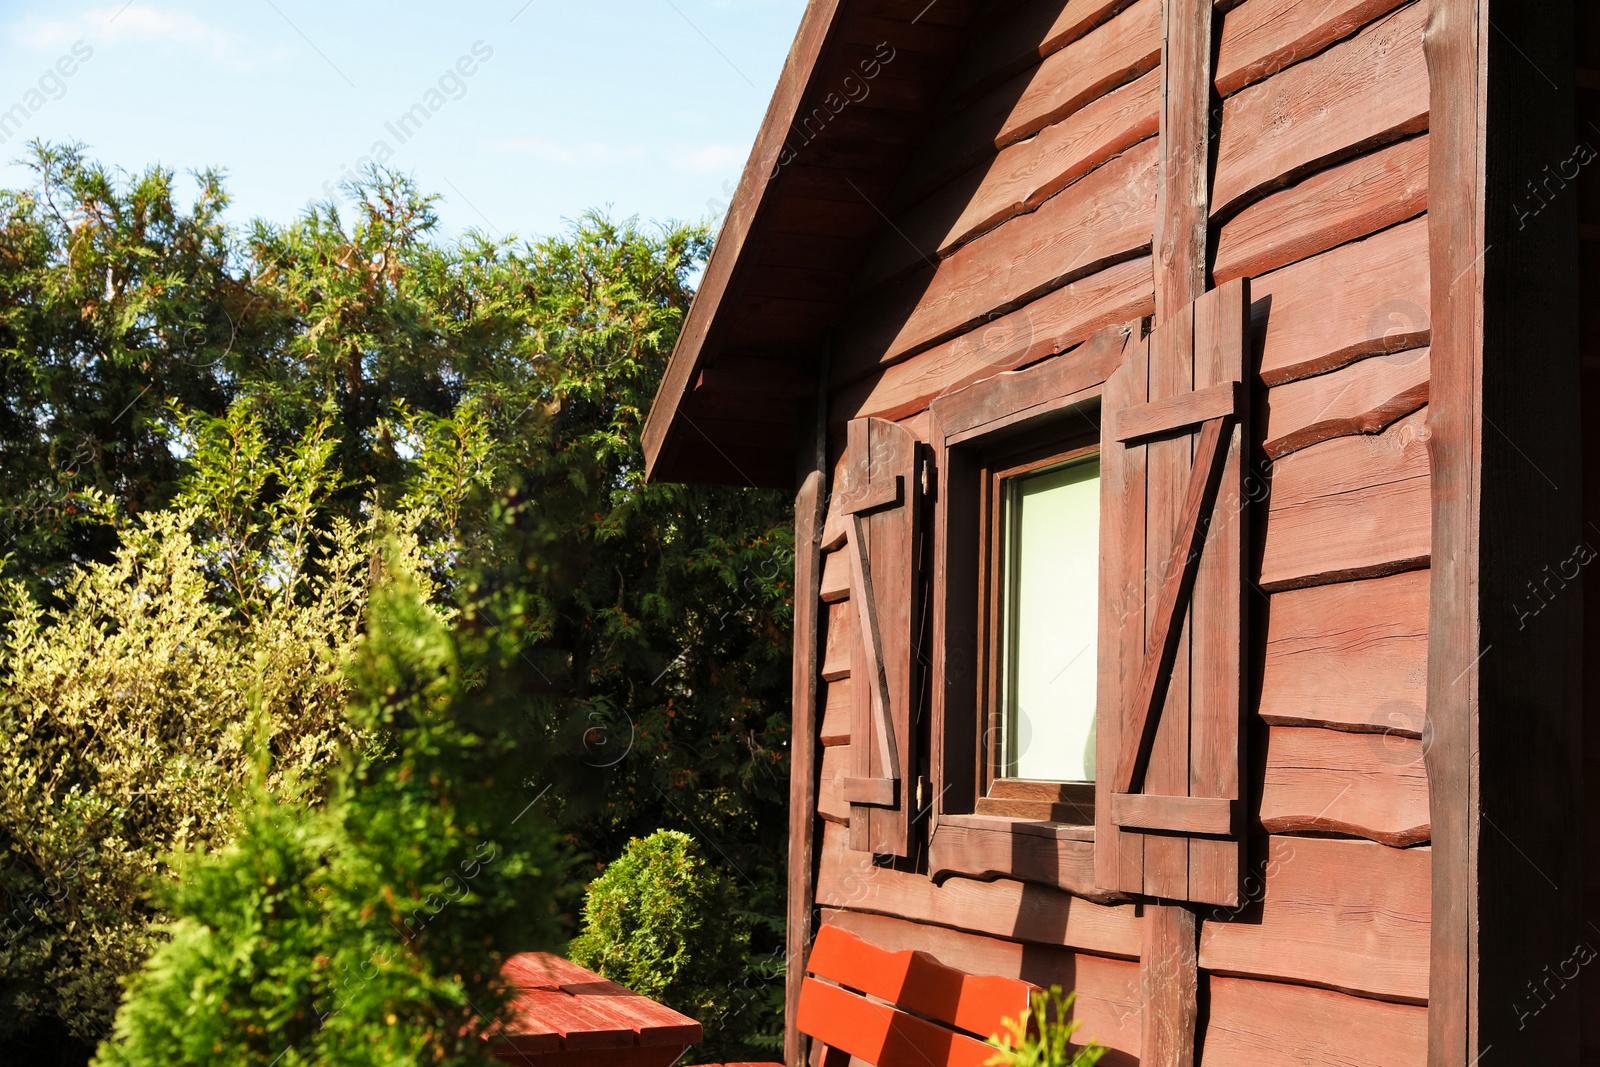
0,400,466,1048
985,986,1105,1067
569,830,750,1061
93,570,565,1066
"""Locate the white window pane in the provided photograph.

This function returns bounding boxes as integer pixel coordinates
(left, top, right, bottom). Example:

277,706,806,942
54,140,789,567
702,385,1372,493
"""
1001,456,1100,782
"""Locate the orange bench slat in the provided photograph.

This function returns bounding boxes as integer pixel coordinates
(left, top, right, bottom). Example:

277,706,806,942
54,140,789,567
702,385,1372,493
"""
805,924,1035,1038
796,977,999,1067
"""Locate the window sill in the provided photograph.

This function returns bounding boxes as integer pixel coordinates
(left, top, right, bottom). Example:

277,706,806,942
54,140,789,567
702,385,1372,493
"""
939,812,1095,841
928,814,1124,904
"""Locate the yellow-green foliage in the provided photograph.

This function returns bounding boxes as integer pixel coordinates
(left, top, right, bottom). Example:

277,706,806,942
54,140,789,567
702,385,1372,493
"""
0,410,447,1045
985,987,1105,1067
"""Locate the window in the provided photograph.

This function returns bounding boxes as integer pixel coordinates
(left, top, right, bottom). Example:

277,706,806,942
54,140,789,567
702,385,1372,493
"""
972,433,1100,826
996,452,1101,783
923,341,1119,897
926,287,1251,905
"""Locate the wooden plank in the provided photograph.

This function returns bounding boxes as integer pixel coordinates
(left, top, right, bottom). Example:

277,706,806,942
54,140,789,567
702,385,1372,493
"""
1140,906,1197,1067
820,505,847,553
819,548,850,602
1213,134,1429,286
820,679,852,745
1110,794,1234,834
821,601,852,681
819,745,850,825
1258,725,1430,846
489,1046,687,1067
1426,0,1586,1058
1262,346,1429,460
1114,381,1241,443
795,978,996,1067
1421,2,1477,1060
995,0,1163,147
843,777,896,806
837,256,1154,423
819,910,1141,1066
1252,216,1431,387
1259,406,1431,590
1140,299,1193,902
1188,278,1249,908
906,0,1162,195
1095,328,1148,896
1154,0,1213,320
502,956,702,1046
1260,569,1429,735
926,818,1108,901
805,924,1035,1038
1214,0,1412,97
941,0,1139,109
845,509,896,793
927,320,1130,439
843,418,922,857
835,137,1158,379
1198,836,1430,1001
1211,1,1429,216
1200,976,1427,1066
507,989,636,1050
859,69,1161,292
816,823,1141,958
1116,416,1230,795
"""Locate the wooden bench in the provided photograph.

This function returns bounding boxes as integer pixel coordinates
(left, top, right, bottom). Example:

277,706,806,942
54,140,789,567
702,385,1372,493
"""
491,952,706,1066
796,924,1038,1067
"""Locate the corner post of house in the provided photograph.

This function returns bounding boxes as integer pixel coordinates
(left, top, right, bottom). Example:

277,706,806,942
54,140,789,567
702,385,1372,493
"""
786,342,830,1067
1425,0,1582,1061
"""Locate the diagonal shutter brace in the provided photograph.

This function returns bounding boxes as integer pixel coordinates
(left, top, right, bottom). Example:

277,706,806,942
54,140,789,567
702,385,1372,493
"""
1113,408,1238,803
842,495,900,809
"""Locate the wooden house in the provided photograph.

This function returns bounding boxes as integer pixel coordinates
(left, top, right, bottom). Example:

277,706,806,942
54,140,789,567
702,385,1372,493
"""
642,0,1592,1062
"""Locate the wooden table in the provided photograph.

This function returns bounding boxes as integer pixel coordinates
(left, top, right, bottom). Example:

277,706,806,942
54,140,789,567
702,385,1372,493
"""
490,952,704,1066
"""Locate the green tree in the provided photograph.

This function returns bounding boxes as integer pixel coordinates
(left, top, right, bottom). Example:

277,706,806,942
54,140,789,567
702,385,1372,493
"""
0,142,252,590
0,152,795,1059
95,569,565,1066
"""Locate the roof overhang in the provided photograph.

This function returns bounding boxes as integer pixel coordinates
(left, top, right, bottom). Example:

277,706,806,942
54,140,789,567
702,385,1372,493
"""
642,0,989,488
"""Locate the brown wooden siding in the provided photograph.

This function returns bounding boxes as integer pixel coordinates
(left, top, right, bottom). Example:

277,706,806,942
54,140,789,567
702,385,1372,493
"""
804,0,1434,1060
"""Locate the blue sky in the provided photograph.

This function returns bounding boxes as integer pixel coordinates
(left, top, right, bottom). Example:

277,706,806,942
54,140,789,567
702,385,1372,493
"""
0,1,805,241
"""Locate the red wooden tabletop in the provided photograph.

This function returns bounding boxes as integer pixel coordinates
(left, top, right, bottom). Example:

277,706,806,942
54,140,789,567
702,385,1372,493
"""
488,952,705,1066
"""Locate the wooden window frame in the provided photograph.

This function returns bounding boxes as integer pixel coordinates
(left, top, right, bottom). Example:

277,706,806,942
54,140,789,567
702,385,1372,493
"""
972,434,1100,825
923,324,1132,901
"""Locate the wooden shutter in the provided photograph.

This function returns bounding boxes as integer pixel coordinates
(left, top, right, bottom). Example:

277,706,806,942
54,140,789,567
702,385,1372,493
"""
840,417,925,858
1095,278,1250,906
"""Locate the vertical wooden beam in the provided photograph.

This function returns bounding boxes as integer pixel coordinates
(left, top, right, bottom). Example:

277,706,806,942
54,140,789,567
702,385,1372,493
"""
1422,4,1481,1060
1425,0,1581,1062
1144,0,1213,1059
1154,0,1214,319
1140,904,1198,1067
786,359,829,1067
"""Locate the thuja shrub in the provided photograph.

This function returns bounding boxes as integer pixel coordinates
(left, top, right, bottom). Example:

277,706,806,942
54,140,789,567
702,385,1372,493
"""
569,830,749,1061
92,573,566,1066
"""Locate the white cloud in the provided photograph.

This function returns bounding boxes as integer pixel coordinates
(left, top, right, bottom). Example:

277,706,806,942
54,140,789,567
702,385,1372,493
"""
668,143,746,175
12,5,239,62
